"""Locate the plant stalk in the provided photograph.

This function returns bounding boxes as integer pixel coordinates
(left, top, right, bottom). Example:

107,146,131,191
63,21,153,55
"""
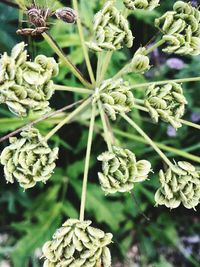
54,84,92,94
45,98,91,140
42,32,92,89
79,103,96,221
131,76,200,89
121,113,174,168
144,39,166,55
98,101,113,152
72,0,96,85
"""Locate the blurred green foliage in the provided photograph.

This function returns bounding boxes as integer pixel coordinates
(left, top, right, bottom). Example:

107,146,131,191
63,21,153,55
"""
0,0,199,267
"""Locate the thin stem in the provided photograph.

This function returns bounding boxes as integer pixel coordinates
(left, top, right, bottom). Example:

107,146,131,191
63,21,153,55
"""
96,52,104,86
180,119,200,130
45,98,91,141
99,51,113,82
54,84,92,94
144,39,166,55
134,101,200,131
79,103,96,221
72,0,95,85
98,101,113,152
42,32,92,89
121,113,174,168
131,76,200,89
0,99,84,143
111,127,200,163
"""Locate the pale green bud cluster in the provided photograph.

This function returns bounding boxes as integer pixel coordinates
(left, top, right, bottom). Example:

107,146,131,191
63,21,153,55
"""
144,82,187,129
155,1,200,55
155,161,200,209
86,0,133,51
95,78,135,120
0,128,59,189
0,42,59,117
123,0,160,11
42,219,112,267
98,146,151,194
129,47,150,74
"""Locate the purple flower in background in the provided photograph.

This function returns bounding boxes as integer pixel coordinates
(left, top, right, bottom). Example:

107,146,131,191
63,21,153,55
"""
191,0,198,7
166,58,185,70
167,126,177,137
191,112,200,122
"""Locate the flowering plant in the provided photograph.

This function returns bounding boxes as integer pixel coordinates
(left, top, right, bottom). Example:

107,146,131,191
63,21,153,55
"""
0,0,200,266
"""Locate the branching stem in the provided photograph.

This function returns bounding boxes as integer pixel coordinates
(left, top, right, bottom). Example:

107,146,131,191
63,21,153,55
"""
54,84,92,94
98,101,113,152
0,99,84,143
79,103,96,221
42,32,92,89
72,0,96,85
131,76,200,89
121,113,175,168
45,98,91,141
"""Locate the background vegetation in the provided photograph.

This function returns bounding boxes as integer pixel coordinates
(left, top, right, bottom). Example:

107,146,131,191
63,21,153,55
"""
0,0,199,266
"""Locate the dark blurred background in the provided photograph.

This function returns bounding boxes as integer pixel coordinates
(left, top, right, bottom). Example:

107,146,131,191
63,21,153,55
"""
0,0,199,266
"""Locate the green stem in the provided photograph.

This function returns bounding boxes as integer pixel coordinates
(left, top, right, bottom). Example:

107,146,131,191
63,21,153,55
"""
54,84,92,94
134,101,200,131
72,0,96,85
45,98,91,140
98,101,113,152
131,76,200,89
99,51,113,82
42,32,92,89
96,52,104,86
79,103,96,221
121,113,174,168
180,119,200,130
144,39,166,55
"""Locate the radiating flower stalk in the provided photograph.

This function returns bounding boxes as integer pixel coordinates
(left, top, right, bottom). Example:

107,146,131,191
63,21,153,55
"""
0,0,200,266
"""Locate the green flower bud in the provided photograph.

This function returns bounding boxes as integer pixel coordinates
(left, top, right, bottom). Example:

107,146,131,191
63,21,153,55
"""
0,42,59,116
129,47,150,73
155,161,200,209
123,0,160,11
86,1,134,51
155,1,200,55
98,146,151,194
94,78,135,120
144,82,187,129
42,219,112,267
0,128,59,189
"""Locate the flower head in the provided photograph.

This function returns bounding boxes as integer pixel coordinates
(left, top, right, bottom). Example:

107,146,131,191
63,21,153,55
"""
0,42,58,116
155,1,200,55
0,128,58,189
130,47,150,74
42,219,112,267
166,58,185,70
144,82,187,129
155,161,200,209
86,1,133,51
94,78,135,120
98,146,151,194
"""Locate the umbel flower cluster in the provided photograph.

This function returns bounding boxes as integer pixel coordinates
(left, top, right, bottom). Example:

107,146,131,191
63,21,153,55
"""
98,146,151,194
155,161,200,209
42,219,112,267
95,78,135,120
156,1,200,55
86,0,133,51
0,0,200,266
0,42,58,117
144,82,187,129
0,128,59,189
123,0,160,10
